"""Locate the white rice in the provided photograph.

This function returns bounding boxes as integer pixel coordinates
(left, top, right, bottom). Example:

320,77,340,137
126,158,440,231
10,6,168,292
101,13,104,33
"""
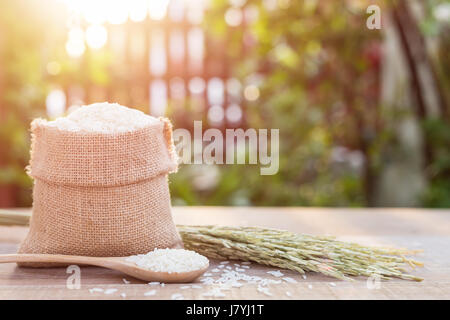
42,102,158,133
104,288,118,295
144,290,157,296
191,285,202,289
257,285,272,296
126,248,209,274
282,277,298,284
202,288,226,298
171,293,184,300
267,270,284,277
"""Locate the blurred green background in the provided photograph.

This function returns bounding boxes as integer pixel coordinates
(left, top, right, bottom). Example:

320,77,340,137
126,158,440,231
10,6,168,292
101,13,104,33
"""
0,0,449,208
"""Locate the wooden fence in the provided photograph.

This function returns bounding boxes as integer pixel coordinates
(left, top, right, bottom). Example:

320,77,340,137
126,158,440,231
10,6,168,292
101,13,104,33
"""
61,1,251,131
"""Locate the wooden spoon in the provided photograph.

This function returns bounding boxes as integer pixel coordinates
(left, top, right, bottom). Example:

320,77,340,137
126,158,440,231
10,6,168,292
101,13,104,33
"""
0,254,209,283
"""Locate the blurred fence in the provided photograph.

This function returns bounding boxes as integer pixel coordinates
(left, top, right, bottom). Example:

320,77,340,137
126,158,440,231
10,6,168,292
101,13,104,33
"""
48,0,251,131
1,0,449,208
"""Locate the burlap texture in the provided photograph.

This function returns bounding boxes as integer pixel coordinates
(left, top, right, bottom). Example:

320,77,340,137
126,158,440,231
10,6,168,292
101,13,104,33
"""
27,117,178,186
18,117,182,267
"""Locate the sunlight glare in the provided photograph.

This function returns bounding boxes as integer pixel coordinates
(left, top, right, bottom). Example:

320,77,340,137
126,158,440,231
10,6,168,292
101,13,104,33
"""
62,0,174,24
225,104,242,123
189,77,206,95
129,0,148,22
150,80,167,116
66,27,85,58
150,29,167,75
83,0,107,24
60,0,87,14
68,27,84,42
66,41,85,58
86,25,108,49
225,8,243,27
208,105,225,124
107,0,129,24
46,89,66,118
148,0,169,20
244,85,260,101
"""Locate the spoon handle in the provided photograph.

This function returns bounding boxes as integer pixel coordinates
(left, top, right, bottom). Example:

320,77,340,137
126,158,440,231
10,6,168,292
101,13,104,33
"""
0,254,106,266
0,254,208,283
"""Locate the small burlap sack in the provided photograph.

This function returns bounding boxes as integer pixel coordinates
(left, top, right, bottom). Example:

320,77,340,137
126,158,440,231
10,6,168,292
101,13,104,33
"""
18,117,182,267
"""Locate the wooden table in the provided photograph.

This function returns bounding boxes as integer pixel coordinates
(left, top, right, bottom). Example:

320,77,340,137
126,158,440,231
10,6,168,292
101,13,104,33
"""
1,207,449,300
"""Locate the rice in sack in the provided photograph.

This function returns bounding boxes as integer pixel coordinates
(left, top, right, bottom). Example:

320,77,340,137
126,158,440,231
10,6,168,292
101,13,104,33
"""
18,103,182,266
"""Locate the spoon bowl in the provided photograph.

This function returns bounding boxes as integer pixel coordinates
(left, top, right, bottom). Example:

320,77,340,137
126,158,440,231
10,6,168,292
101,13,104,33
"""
0,254,209,283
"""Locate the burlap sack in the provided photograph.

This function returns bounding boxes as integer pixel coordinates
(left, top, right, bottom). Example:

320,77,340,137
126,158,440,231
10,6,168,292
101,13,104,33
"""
18,117,182,267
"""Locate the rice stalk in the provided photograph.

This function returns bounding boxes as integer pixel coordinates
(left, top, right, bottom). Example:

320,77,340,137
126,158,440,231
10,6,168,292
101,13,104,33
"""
177,225,423,281
0,210,423,281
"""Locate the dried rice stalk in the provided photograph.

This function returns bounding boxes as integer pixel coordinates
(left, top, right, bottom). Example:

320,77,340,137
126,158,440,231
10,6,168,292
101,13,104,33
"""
0,210,423,281
177,225,423,281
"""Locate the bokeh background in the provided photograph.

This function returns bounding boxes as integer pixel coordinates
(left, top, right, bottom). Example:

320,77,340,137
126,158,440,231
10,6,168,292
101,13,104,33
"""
0,0,449,208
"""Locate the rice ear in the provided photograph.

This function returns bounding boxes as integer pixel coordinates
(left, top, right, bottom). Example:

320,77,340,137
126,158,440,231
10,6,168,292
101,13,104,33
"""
177,225,424,282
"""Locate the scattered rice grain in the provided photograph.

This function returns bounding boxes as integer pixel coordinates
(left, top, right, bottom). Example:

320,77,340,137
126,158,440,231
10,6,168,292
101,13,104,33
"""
144,290,157,296
104,288,118,295
171,293,184,300
282,277,298,284
267,270,284,277
257,286,273,296
89,288,104,293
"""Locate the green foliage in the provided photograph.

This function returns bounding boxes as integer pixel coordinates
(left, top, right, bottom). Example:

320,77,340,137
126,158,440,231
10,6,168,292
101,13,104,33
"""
170,1,450,207
420,0,450,207
423,118,450,207
1,0,448,207
0,0,114,206
0,0,53,205
170,0,380,206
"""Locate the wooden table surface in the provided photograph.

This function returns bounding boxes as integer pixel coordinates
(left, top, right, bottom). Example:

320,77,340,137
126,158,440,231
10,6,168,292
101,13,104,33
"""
1,207,449,300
